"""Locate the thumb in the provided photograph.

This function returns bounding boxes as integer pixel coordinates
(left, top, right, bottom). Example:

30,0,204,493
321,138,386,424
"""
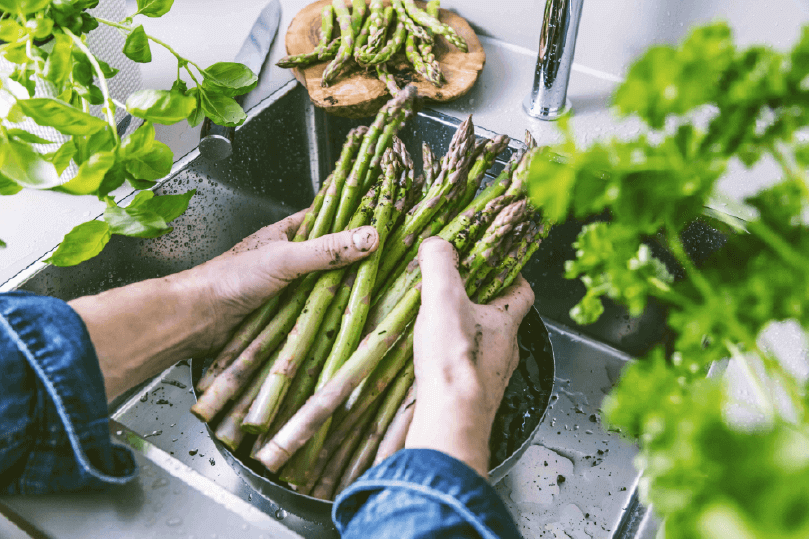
275,226,379,280
418,237,467,309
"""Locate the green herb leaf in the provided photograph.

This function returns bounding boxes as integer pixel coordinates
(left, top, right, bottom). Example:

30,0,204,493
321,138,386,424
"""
55,151,116,195
202,62,257,97
136,0,174,17
0,0,54,15
123,25,152,63
0,238,6,248
118,121,155,159
17,97,107,135
104,197,171,238
42,139,77,175
5,129,54,144
124,140,173,181
0,19,26,42
126,89,196,125
200,91,246,127
43,32,74,86
141,188,195,223
0,140,61,189
73,127,116,164
185,87,204,127
0,173,23,196
95,56,119,79
96,162,129,198
47,220,111,266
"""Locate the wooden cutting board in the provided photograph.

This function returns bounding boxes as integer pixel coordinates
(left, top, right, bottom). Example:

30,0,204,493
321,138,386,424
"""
284,0,485,117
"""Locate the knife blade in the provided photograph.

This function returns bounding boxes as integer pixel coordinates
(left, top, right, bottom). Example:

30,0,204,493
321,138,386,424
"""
199,0,282,161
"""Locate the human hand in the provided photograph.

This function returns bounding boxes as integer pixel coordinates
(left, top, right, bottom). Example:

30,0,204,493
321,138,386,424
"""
186,209,379,350
405,237,534,478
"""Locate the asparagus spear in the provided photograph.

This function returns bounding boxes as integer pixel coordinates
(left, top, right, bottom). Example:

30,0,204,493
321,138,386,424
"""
335,362,415,495
267,269,356,439
405,32,430,83
376,116,475,285
277,37,341,68
415,0,444,86
214,345,283,451
353,5,374,53
288,152,398,476
256,285,422,473
276,5,335,67
355,17,406,66
373,385,416,466
190,271,320,423
197,177,334,392
392,0,429,41
364,4,393,54
309,404,378,499
332,86,415,233
322,0,355,87
350,0,366,35
422,142,437,192
241,181,382,434
376,63,400,97
476,221,541,304
461,134,510,206
401,0,467,52
361,100,415,195
462,200,527,294
310,127,368,240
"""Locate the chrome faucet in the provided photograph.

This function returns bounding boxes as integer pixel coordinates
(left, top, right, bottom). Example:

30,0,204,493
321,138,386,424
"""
524,0,585,120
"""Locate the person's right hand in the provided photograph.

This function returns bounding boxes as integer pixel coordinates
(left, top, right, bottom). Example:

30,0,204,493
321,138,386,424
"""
405,237,535,478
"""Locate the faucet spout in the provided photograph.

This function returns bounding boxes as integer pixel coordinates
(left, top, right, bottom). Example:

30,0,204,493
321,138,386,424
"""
524,0,584,120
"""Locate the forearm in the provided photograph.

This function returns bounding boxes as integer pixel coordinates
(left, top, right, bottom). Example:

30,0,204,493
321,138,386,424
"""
69,268,221,402
406,377,492,479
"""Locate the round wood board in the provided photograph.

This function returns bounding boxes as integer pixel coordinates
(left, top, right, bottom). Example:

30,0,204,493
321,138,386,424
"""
284,0,485,118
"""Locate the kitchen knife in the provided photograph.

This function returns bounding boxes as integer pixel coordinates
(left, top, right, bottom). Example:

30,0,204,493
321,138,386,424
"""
199,0,282,161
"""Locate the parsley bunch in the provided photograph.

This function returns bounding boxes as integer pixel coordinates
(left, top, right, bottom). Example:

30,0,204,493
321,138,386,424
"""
0,0,257,264
528,23,808,537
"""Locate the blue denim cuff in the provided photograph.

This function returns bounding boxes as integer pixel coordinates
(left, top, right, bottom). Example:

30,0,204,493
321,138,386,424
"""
0,291,137,494
333,448,520,538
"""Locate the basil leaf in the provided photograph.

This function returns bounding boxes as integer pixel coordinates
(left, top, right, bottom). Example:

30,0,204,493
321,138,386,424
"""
0,19,25,41
5,129,54,144
203,62,257,97
186,87,204,127
0,173,23,196
119,121,155,159
129,178,157,190
136,0,174,17
73,127,115,164
75,83,104,105
0,140,61,189
56,151,116,195
31,13,54,39
43,139,77,175
104,198,171,238
97,162,130,198
201,91,246,127
124,140,172,181
126,89,195,125
71,50,94,86
17,98,107,135
123,25,152,63
46,220,111,267
95,57,119,79
0,238,5,248
43,32,73,86
2,41,28,64
142,189,195,223
0,0,53,15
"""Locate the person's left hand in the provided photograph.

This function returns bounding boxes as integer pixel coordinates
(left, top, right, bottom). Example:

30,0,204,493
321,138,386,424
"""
186,209,380,349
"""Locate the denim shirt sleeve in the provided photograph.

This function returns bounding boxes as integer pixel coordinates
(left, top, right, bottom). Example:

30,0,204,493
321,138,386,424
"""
333,449,520,539
0,291,137,494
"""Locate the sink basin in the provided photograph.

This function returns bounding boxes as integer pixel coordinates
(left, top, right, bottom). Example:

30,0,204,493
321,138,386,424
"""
6,80,662,538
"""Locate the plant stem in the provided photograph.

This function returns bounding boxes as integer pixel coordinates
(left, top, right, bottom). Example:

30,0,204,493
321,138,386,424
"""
64,29,119,143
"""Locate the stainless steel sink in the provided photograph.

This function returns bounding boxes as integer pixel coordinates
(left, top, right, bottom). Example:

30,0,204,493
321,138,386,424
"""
4,80,660,538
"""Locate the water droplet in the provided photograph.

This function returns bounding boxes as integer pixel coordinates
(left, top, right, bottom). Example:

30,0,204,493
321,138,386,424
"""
116,430,123,436
140,393,148,402
166,517,183,527
189,449,198,456
209,458,216,466
274,509,287,520
144,430,162,438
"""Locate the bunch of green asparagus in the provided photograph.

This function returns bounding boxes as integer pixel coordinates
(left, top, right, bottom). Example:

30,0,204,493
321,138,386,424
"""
277,0,467,93
190,86,547,501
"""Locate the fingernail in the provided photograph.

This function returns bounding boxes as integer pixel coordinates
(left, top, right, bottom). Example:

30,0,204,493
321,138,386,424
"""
352,227,377,252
